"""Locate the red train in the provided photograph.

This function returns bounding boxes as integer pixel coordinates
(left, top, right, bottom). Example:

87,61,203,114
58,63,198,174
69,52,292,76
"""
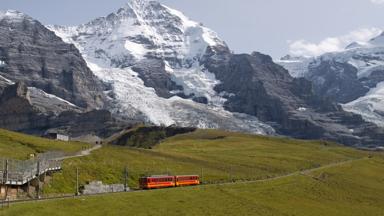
139,175,200,189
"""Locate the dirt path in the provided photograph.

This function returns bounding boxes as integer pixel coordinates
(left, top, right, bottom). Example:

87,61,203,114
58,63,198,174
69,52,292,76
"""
210,157,368,187
55,144,102,160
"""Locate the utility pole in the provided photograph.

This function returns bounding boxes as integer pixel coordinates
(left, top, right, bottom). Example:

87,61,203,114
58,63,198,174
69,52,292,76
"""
76,168,79,196
124,166,128,192
36,160,40,199
200,168,203,184
4,160,8,184
4,160,8,200
228,166,232,182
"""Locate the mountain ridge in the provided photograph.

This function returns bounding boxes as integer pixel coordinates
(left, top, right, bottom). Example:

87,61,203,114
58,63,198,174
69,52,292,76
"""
278,31,384,129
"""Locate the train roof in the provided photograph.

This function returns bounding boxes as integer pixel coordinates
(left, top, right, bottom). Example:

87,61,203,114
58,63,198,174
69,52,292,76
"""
140,175,199,178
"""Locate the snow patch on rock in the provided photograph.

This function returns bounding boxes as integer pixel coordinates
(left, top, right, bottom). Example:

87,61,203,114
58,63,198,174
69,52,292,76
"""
28,87,79,108
0,75,13,85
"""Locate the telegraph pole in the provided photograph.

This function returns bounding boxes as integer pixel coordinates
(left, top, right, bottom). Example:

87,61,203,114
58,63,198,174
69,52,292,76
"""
200,168,203,184
76,167,79,196
124,166,128,192
4,160,8,200
36,160,40,199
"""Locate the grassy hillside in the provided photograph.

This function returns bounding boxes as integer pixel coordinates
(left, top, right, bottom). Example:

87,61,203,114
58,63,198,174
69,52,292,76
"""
109,125,196,149
0,129,91,160
4,156,384,216
42,130,371,194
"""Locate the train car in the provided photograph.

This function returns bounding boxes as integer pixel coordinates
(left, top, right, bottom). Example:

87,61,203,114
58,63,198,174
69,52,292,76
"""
139,176,175,189
175,175,200,187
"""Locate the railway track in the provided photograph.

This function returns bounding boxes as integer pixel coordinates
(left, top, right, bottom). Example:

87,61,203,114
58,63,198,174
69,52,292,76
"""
0,157,368,207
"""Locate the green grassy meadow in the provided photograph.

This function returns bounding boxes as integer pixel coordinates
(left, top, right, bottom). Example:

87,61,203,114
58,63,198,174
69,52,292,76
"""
1,128,383,215
0,129,91,160
42,130,370,194
3,156,384,216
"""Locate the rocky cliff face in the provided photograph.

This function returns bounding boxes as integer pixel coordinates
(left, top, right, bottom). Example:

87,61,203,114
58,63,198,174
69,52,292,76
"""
307,60,370,103
0,10,106,109
203,50,384,146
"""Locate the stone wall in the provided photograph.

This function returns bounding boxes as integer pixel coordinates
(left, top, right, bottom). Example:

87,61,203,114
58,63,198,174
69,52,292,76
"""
81,181,127,195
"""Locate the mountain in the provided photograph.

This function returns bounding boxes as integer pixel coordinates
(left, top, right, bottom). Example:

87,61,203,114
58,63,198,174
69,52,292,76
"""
1,1,384,146
278,32,384,128
48,0,384,146
49,0,274,135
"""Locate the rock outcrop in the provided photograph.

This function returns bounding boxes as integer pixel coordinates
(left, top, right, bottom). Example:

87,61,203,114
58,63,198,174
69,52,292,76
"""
0,82,50,133
0,82,129,138
306,60,370,103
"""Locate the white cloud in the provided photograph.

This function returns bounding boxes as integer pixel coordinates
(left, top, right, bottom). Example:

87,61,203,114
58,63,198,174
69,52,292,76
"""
371,0,384,4
288,27,382,57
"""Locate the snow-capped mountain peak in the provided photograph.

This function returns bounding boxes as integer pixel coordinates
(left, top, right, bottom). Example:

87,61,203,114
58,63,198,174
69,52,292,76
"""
124,0,152,9
53,0,225,67
0,10,34,22
49,1,272,134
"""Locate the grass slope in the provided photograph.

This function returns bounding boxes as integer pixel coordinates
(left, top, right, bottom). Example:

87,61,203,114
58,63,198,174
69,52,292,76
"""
4,156,384,216
0,129,91,160
109,125,196,149
42,130,370,194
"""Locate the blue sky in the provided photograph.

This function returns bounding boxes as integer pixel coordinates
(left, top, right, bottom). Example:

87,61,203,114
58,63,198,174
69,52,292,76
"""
1,0,383,58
